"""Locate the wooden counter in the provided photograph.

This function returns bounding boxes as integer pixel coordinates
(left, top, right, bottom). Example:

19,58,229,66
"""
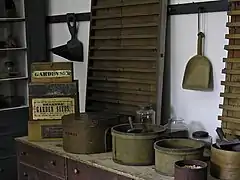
15,136,217,180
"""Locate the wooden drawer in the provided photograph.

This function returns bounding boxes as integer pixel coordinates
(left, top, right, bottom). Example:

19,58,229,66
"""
0,135,15,157
0,156,17,180
67,159,131,180
17,142,65,178
18,163,63,180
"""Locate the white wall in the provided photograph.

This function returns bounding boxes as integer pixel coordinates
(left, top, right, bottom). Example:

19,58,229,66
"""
169,0,227,139
48,0,227,139
48,0,91,112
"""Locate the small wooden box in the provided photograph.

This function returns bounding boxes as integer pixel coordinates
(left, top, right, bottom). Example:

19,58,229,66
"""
31,62,73,83
29,81,79,121
28,120,62,141
29,96,79,121
29,81,79,97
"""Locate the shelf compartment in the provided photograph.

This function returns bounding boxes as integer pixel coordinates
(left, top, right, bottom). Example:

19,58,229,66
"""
0,76,27,82
0,18,25,22
0,47,26,51
0,105,28,112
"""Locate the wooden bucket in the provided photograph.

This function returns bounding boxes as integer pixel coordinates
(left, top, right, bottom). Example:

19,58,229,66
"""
211,144,240,180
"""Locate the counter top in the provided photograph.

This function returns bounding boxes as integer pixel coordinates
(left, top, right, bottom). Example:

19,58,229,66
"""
16,136,217,180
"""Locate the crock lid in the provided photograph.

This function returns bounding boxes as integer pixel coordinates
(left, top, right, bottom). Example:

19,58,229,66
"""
192,131,209,138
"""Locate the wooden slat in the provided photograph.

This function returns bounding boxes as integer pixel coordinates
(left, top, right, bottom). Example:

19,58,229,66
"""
89,67,156,73
89,56,156,61
218,116,240,124
220,92,240,99
90,35,157,40
88,87,155,96
92,23,158,30
225,34,240,39
90,46,157,50
221,81,240,87
226,22,240,27
229,0,240,2
228,10,240,16
92,12,159,20
223,58,240,62
92,0,159,9
223,128,240,136
219,104,240,111
224,45,240,50
88,97,148,106
88,76,156,84
222,69,240,75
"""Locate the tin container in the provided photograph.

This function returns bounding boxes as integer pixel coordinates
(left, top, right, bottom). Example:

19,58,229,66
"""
28,120,62,141
31,62,73,83
174,160,207,180
62,112,120,154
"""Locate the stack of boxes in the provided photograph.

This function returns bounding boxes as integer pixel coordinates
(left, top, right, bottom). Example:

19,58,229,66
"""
28,62,79,141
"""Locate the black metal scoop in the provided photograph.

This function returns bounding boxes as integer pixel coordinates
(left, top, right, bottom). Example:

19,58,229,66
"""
216,127,240,151
127,117,143,133
52,13,84,62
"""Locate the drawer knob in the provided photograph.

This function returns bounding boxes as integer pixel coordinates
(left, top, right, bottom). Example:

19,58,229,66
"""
0,168,3,172
50,160,56,166
20,152,27,156
23,172,28,177
74,168,79,174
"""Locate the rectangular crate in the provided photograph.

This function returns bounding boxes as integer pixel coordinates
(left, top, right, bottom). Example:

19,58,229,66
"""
31,62,73,83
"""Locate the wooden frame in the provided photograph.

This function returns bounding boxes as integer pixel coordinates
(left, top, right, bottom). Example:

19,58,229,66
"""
85,0,168,125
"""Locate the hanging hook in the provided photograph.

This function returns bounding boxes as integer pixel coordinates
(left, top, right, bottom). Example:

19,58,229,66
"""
197,7,203,33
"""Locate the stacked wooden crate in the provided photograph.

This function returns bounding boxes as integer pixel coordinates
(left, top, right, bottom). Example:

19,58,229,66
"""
28,62,79,141
219,0,240,139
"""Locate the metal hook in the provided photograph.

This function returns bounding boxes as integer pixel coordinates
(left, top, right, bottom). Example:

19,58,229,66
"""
197,7,203,33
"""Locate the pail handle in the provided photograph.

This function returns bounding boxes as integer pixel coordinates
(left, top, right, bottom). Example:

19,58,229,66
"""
104,127,112,152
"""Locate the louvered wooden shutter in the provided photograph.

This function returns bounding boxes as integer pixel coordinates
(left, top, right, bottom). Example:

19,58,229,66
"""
86,0,168,120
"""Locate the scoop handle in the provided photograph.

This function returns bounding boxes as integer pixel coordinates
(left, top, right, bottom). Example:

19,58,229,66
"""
128,116,134,129
216,127,226,141
197,32,205,55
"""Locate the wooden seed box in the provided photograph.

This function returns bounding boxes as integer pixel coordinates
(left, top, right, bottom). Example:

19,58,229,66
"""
31,62,73,83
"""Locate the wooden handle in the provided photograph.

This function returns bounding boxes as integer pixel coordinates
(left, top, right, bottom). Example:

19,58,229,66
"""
197,32,205,55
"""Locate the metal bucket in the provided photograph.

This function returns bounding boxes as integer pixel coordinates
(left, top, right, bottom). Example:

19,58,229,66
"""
211,143,240,180
111,123,166,166
154,138,205,176
174,160,208,180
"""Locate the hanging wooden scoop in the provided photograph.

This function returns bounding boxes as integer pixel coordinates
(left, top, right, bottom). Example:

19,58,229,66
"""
182,32,213,91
